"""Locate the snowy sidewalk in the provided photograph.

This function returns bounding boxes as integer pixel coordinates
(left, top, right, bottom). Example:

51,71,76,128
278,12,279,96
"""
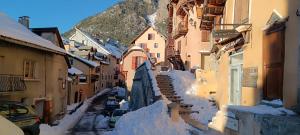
39,88,111,135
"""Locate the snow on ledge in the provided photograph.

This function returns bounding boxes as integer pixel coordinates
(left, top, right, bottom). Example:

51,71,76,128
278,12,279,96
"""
145,61,161,96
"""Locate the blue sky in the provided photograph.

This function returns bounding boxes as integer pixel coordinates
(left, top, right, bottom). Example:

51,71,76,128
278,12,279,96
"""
0,0,121,33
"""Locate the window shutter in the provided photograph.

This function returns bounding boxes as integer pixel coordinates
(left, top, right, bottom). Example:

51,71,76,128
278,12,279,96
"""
201,31,210,42
132,56,136,69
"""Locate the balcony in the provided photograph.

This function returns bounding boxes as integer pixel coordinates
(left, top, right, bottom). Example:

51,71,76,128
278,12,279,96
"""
0,74,26,93
91,74,99,82
173,21,188,39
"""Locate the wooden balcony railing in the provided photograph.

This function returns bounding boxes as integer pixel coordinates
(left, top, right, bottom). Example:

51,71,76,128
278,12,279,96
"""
0,74,26,92
173,21,188,38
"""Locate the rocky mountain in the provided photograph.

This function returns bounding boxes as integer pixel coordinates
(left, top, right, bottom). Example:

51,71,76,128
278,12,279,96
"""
64,0,168,46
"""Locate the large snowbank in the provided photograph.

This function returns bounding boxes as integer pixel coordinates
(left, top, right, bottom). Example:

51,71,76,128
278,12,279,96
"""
105,100,189,135
0,13,66,54
161,70,218,125
39,89,111,135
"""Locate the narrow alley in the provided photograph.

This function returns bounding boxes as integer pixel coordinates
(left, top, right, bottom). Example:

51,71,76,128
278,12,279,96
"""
1,0,300,135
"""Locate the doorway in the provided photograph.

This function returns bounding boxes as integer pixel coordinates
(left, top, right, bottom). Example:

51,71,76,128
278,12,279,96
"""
230,52,243,105
263,21,285,100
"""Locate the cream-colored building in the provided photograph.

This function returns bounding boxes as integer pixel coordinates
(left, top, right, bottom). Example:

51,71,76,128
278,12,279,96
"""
68,28,124,91
167,0,212,70
0,14,69,122
131,26,166,65
121,45,148,91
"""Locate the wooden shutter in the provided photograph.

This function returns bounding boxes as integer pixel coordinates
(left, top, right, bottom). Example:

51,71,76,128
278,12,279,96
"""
201,31,210,42
132,56,137,69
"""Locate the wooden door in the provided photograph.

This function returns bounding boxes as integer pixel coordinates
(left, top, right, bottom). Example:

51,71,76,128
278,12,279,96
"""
263,26,285,100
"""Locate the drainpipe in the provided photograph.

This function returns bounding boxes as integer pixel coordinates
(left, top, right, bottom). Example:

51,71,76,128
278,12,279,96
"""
44,54,47,97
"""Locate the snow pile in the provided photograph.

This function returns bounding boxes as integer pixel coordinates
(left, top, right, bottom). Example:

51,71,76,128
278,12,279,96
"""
145,61,161,96
227,104,296,116
95,115,110,129
113,87,126,97
0,13,66,54
39,89,111,135
161,70,218,125
119,100,129,110
147,12,157,27
105,100,189,135
262,99,283,106
66,103,80,111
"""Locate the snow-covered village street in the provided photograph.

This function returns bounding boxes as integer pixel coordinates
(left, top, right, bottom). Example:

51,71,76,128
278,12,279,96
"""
1,0,300,135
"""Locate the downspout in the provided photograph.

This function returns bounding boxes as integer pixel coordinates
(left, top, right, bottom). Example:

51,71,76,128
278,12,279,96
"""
44,54,47,97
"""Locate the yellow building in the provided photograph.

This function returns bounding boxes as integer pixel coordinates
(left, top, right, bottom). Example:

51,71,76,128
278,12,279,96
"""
197,0,300,109
0,14,69,122
68,53,100,99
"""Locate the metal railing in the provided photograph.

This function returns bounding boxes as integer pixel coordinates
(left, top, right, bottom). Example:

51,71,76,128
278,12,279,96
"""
0,74,26,92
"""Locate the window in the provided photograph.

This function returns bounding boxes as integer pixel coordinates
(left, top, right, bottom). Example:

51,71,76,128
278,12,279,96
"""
69,58,74,65
150,53,155,58
23,60,37,79
201,31,210,42
139,43,147,49
132,56,147,69
234,0,250,24
79,75,87,83
157,53,161,58
148,33,155,40
177,41,181,54
154,43,159,48
0,56,4,71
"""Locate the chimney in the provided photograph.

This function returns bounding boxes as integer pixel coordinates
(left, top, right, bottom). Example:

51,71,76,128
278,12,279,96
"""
18,16,30,28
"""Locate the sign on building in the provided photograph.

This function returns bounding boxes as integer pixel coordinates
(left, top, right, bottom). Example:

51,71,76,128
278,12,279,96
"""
242,67,258,88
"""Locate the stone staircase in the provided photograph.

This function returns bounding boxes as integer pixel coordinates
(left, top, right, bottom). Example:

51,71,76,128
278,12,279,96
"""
156,74,208,131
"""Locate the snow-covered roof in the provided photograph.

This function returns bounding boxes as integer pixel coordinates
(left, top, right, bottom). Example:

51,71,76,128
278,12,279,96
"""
72,27,111,55
0,13,66,54
68,67,83,75
104,43,124,59
75,56,100,67
68,52,100,67
129,45,143,51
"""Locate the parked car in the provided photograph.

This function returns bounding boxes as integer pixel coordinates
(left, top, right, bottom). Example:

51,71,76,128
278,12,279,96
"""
0,101,40,135
108,109,128,128
105,96,120,111
0,115,24,135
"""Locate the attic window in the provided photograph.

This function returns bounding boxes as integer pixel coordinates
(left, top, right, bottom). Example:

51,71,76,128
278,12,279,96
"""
148,33,155,40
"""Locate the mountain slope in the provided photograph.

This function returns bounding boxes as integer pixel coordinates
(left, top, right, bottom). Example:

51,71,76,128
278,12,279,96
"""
64,0,168,46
